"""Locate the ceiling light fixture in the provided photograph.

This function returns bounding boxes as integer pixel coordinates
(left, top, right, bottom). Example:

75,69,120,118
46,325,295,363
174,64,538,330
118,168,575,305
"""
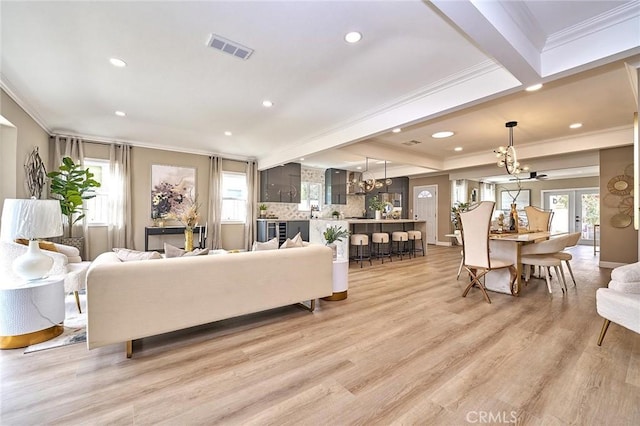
358,157,377,192
115,111,126,117
454,147,463,152
109,58,127,67
525,83,543,92
224,131,232,136
494,121,529,175
262,100,273,108
569,123,583,129
392,128,402,133
432,131,454,138
299,157,305,161
344,31,362,43
374,160,392,189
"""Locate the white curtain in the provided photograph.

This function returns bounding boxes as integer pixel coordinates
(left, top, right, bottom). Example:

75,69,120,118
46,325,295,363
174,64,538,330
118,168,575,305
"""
244,161,258,250
208,156,223,249
52,135,89,259
108,144,133,249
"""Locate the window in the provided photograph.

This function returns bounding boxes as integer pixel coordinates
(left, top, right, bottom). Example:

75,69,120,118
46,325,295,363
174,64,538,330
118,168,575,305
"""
222,172,247,222
298,182,323,211
84,159,110,225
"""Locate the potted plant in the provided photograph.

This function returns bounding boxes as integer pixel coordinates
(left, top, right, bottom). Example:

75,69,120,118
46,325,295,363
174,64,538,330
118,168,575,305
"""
47,157,100,247
369,196,386,220
323,225,350,259
259,203,268,218
451,202,470,231
331,210,340,220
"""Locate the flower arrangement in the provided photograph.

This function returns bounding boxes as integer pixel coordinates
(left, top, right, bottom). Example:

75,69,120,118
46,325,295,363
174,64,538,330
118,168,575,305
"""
368,196,386,211
323,225,350,244
167,196,200,230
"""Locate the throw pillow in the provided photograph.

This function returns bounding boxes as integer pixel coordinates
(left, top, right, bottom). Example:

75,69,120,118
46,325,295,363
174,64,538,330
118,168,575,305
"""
112,248,162,261
280,232,304,249
252,237,279,251
164,243,186,258
52,243,81,261
183,248,210,256
15,238,58,252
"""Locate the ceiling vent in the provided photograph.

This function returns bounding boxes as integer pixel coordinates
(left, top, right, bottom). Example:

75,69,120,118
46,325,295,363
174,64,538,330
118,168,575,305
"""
402,140,422,146
207,34,253,60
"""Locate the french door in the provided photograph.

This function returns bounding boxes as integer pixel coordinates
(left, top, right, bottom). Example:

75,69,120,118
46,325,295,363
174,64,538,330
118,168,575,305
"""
542,188,599,245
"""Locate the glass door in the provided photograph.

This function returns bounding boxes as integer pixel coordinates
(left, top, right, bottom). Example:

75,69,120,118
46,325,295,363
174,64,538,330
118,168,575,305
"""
543,189,599,244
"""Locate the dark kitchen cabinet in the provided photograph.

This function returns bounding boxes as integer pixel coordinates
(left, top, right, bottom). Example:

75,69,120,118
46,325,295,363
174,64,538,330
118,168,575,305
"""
325,168,347,205
260,163,301,203
287,220,309,241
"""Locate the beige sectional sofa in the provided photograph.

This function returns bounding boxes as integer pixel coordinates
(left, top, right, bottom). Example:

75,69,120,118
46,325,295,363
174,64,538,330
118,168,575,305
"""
86,244,333,357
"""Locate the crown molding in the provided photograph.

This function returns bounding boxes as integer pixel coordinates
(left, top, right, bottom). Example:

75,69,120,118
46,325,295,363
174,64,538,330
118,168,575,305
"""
0,74,51,134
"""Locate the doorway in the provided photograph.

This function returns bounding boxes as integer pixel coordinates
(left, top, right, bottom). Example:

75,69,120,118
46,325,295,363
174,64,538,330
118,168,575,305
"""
543,188,599,245
413,185,437,244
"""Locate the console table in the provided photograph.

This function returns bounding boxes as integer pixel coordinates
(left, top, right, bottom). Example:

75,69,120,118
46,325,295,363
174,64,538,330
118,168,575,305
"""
144,226,206,252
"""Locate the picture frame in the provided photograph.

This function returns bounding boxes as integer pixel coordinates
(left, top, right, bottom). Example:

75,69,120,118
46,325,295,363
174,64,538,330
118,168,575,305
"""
150,165,196,218
500,189,530,210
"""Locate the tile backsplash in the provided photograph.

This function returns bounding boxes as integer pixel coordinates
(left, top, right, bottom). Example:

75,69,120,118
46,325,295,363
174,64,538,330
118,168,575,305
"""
261,166,366,219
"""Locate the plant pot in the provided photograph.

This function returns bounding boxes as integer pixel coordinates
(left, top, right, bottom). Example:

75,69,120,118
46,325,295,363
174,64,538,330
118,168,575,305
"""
327,243,337,260
375,210,382,220
260,210,267,218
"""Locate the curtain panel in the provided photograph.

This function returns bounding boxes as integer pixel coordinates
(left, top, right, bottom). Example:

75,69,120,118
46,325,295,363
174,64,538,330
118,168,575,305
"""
244,161,258,250
208,156,223,249
108,144,133,249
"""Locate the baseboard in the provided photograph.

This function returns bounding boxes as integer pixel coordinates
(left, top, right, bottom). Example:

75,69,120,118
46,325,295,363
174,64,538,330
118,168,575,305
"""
435,241,453,247
599,261,628,269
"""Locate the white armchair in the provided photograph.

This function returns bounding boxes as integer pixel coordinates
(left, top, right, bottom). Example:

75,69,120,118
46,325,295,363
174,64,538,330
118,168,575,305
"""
0,240,90,312
596,263,640,346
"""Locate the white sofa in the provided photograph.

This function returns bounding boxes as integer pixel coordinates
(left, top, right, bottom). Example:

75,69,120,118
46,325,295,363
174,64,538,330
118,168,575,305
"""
0,241,90,312
596,262,640,346
86,244,333,357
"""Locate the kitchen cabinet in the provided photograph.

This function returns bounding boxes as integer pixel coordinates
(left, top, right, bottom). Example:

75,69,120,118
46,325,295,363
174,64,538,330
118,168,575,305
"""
364,176,410,218
325,168,347,205
260,163,301,203
287,220,309,241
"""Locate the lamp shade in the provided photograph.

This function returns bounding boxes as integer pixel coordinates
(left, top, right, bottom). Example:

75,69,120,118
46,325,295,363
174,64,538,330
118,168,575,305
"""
0,199,63,241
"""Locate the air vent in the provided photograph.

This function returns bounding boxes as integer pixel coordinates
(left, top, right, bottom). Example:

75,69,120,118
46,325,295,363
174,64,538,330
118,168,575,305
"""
402,140,422,146
207,34,253,60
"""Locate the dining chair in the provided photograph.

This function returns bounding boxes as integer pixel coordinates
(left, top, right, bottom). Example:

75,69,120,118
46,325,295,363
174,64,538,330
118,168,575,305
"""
520,236,568,294
460,201,516,304
553,232,581,287
524,206,553,232
455,230,464,280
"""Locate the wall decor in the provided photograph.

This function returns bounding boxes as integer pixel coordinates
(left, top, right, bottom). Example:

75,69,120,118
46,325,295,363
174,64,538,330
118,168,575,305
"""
151,165,196,218
24,147,47,198
607,175,632,196
500,189,530,210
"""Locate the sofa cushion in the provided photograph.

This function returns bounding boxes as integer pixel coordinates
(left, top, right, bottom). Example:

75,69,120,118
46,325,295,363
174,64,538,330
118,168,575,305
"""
53,243,81,263
608,280,640,294
252,237,279,251
611,262,640,283
164,243,209,257
280,232,304,249
113,248,162,261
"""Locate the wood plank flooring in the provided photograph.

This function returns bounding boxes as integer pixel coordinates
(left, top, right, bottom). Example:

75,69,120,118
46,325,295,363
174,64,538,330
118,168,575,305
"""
1,244,639,425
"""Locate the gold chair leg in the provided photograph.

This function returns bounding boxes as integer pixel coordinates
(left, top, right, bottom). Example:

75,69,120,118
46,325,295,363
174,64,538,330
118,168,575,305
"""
74,291,82,313
126,340,133,358
298,299,316,312
461,268,491,304
597,319,611,346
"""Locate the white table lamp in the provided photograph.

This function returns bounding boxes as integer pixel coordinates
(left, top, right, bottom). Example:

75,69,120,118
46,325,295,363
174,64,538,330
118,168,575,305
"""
1,199,63,280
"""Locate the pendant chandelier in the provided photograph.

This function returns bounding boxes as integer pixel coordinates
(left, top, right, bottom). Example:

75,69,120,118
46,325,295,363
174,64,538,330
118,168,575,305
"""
494,121,529,175
374,160,393,189
358,157,377,192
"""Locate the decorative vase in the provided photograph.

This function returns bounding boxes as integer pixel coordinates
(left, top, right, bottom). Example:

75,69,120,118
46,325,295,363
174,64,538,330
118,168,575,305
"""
375,210,382,220
327,242,337,260
509,204,519,232
184,228,194,251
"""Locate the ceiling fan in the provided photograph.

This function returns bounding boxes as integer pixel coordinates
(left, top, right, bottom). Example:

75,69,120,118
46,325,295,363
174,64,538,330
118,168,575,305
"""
510,171,548,181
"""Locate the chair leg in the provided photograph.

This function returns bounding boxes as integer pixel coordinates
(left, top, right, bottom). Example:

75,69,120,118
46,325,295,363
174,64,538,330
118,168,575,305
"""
462,268,491,304
74,291,82,313
543,267,553,293
597,319,611,346
565,260,576,286
556,265,567,293
457,257,463,280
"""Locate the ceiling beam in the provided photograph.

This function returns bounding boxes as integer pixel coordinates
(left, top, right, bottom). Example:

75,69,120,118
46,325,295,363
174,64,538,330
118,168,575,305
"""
339,141,444,171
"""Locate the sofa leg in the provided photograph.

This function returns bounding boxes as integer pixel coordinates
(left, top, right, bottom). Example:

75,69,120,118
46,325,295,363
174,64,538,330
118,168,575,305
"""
126,340,133,358
298,299,316,312
597,319,611,346
74,291,82,314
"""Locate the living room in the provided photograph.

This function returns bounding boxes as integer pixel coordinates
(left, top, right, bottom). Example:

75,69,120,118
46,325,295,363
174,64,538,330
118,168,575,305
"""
1,1,640,424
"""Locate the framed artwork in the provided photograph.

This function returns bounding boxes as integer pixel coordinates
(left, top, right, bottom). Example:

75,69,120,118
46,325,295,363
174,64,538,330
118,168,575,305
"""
151,165,196,218
501,189,530,210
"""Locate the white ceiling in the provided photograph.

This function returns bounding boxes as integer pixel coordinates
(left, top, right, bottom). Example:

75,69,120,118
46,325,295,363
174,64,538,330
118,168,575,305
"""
2,1,639,180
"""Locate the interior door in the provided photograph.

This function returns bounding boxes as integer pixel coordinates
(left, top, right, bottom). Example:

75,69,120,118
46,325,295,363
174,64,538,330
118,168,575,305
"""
413,185,437,244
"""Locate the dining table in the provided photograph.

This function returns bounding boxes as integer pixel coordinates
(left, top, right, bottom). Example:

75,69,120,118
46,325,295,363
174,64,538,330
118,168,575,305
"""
484,231,551,295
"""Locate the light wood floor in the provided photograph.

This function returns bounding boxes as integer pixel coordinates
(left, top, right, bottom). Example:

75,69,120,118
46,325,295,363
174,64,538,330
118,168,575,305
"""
2,245,639,425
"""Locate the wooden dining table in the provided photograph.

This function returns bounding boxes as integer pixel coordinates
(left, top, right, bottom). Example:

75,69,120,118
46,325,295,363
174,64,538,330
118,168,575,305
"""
485,231,551,296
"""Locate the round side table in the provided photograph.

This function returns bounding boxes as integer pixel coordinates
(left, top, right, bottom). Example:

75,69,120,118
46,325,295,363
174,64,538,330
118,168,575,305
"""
0,275,65,349
322,259,349,301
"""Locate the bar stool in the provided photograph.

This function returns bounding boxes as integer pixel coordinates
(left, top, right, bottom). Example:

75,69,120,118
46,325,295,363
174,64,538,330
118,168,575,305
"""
350,234,371,268
372,232,392,263
391,231,409,260
407,230,425,257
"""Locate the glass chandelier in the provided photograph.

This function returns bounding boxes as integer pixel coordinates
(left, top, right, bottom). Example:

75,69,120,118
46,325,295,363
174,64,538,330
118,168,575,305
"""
358,157,377,192
494,121,529,175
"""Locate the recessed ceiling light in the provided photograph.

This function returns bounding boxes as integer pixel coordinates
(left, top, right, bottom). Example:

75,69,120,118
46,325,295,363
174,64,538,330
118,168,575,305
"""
262,100,273,108
224,131,232,136
344,31,362,43
569,123,582,129
109,58,127,67
525,83,543,92
454,147,463,152
392,128,402,133
115,111,126,117
432,131,454,138
299,157,305,161
356,166,362,170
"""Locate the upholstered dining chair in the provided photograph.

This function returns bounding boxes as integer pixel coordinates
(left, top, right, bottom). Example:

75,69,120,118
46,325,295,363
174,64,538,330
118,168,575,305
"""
524,206,553,232
455,230,464,280
460,201,516,304
520,236,568,294
553,232,581,287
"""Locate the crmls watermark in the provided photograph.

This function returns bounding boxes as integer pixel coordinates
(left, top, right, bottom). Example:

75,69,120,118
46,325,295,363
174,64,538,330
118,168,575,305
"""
466,410,518,424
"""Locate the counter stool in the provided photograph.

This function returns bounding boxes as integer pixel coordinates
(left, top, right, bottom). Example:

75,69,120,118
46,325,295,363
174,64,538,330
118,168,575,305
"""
372,232,392,264
407,230,425,257
350,234,371,268
391,231,409,260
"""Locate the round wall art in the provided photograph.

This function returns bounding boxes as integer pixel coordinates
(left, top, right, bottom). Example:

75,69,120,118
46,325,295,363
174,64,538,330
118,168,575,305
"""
607,175,632,196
